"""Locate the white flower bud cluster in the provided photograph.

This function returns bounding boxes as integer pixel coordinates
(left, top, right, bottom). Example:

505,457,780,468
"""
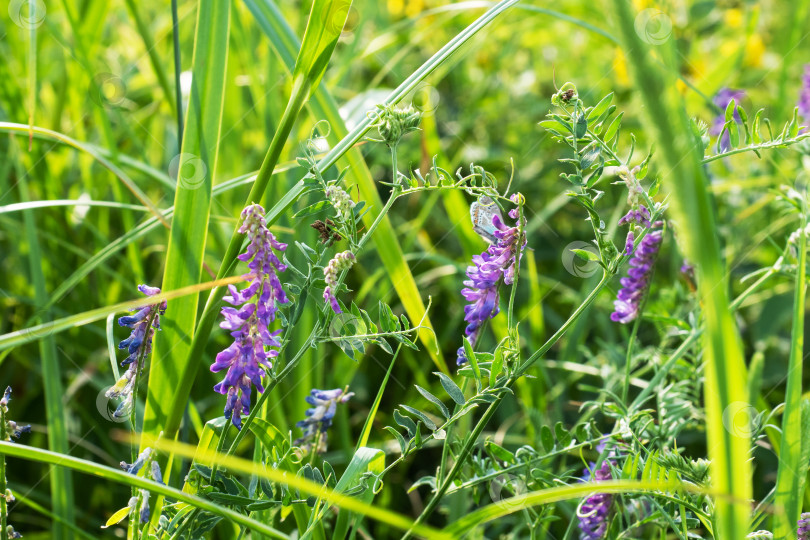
325,186,355,220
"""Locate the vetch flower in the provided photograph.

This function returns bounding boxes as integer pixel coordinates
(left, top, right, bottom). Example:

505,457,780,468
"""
211,204,288,429
577,459,614,540
710,88,745,151
295,387,354,453
1,387,31,442
118,448,163,524
323,251,356,314
798,512,810,540
106,285,166,418
800,64,810,126
457,194,526,365
612,212,663,324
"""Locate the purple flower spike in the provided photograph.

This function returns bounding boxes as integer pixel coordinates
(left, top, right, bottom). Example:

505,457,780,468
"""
798,512,810,540
800,64,810,127
2,387,31,443
578,459,614,539
711,88,745,151
212,204,288,429
611,220,663,324
106,286,166,412
458,194,527,365
295,387,354,453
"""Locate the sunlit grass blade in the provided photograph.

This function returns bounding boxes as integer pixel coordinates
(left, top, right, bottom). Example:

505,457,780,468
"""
0,277,245,353
0,442,287,539
0,122,169,226
610,2,752,539
442,479,706,536
773,208,806,537
139,0,231,460
12,143,76,538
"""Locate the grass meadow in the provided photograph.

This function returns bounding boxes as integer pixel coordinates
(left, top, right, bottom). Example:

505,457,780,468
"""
2,0,810,538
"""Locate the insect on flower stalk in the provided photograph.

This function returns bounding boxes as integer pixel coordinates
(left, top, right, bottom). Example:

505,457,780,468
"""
106,285,167,418
458,193,526,365
211,204,288,429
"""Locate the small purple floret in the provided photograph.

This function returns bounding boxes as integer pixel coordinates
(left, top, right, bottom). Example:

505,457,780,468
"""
710,88,745,151
578,459,614,539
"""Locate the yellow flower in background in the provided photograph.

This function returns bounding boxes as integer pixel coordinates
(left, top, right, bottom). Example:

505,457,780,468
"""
613,48,629,87
632,0,654,10
724,8,743,29
389,0,426,18
744,34,764,67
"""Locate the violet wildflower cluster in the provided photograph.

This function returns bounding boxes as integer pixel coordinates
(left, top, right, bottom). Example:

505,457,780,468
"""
120,447,163,524
323,251,355,314
711,88,745,151
1,387,31,442
799,513,810,540
1,387,28,539
612,207,663,324
457,194,526,365
577,459,614,540
211,204,288,429
800,64,810,126
106,285,166,418
295,387,354,454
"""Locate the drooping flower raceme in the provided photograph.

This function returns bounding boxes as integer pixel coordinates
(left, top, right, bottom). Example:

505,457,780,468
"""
323,251,356,314
0,387,28,539
295,387,354,453
710,88,745,151
457,195,526,365
106,285,166,418
211,204,288,429
800,64,810,126
119,447,164,524
1,387,31,443
799,512,810,540
577,459,614,540
612,208,663,324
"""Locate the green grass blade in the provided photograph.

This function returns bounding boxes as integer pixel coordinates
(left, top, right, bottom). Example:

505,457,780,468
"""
0,441,287,539
140,0,231,456
442,479,698,536
610,3,752,539
12,144,76,538
773,210,806,537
